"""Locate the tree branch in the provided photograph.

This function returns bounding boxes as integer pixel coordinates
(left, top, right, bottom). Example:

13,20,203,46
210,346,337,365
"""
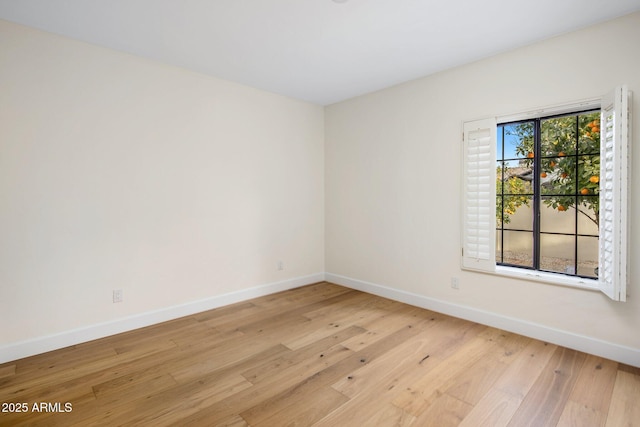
571,206,599,227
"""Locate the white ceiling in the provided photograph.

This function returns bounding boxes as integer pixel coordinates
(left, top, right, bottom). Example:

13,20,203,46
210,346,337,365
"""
1,0,640,105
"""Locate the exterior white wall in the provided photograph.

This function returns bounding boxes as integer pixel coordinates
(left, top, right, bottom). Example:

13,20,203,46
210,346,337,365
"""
326,13,640,352
0,20,325,349
500,204,599,264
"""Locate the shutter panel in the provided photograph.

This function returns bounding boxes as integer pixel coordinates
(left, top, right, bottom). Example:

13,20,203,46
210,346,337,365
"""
598,86,630,301
462,118,496,272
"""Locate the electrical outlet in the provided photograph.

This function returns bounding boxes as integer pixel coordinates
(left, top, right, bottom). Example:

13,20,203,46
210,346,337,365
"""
277,261,284,271
113,289,123,303
451,277,460,290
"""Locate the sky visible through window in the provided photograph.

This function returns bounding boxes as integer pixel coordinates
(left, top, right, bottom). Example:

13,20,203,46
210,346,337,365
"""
497,126,525,166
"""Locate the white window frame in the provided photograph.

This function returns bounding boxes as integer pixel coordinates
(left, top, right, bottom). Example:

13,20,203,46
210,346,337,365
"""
461,86,631,301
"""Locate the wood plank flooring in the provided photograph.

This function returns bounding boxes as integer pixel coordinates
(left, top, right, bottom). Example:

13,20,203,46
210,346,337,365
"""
1,282,638,426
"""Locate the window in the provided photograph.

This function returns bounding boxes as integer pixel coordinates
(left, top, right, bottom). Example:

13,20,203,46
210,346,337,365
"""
496,110,601,279
462,86,631,301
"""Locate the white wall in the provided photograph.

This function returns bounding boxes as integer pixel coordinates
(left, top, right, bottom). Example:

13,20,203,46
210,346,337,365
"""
326,13,640,356
0,20,324,353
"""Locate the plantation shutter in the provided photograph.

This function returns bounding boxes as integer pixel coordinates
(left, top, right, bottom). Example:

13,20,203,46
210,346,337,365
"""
598,86,631,301
462,118,496,272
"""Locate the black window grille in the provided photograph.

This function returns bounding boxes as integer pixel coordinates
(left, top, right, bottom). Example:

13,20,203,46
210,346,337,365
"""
496,110,601,279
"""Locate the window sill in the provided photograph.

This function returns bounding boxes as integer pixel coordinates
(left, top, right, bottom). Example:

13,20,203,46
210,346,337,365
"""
495,265,600,291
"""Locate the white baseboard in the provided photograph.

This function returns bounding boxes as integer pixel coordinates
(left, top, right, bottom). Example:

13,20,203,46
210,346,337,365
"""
0,273,325,364
326,273,640,368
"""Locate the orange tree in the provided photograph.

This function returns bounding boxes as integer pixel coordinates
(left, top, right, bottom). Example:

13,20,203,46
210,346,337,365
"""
500,112,600,226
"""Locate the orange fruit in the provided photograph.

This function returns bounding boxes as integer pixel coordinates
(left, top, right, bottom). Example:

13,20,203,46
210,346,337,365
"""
540,172,547,178
589,176,599,183
527,152,534,158
549,161,556,167
558,151,566,157
557,205,567,211
581,188,589,195
561,172,568,178
592,126,600,132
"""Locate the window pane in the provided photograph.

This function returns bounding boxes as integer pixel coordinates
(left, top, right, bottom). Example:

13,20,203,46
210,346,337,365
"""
497,126,503,159
496,196,503,228
503,122,533,160
541,115,577,156
541,156,576,196
540,234,575,274
577,236,598,278
577,197,599,236
502,230,533,268
578,112,601,155
502,173,532,195
577,155,600,197
502,197,533,231
540,197,576,234
496,230,503,263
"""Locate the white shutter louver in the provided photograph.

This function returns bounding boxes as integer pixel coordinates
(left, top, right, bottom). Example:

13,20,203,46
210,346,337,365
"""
598,86,630,301
462,118,496,272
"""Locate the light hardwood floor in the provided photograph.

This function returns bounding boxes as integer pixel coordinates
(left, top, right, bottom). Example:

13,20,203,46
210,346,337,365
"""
1,282,639,426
